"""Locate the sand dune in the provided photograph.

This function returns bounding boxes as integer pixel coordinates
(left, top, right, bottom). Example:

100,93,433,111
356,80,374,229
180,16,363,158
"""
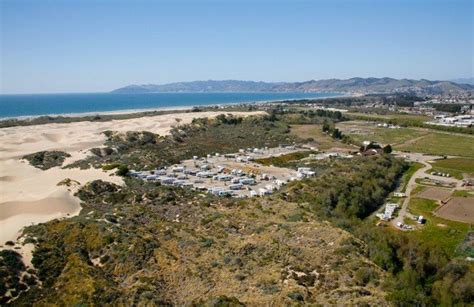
0,190,81,244
0,111,265,244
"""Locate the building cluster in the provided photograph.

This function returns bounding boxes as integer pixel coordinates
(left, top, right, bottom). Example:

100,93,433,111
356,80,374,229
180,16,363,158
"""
376,123,400,129
427,114,473,128
431,171,451,178
376,203,399,221
308,152,354,160
129,146,314,198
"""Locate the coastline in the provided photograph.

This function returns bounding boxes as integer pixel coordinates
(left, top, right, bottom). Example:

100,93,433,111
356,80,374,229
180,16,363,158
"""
0,92,347,121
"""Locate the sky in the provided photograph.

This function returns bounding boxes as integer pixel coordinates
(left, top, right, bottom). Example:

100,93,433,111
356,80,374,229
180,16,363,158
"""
1,0,473,94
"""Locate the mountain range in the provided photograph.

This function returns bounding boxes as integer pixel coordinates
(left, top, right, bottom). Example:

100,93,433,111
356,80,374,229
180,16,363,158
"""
112,77,474,96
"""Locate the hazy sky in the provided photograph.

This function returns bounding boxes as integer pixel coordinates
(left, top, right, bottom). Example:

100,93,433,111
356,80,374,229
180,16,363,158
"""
1,0,473,94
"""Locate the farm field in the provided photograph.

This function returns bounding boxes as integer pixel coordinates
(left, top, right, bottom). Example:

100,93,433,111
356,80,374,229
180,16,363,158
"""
430,158,474,179
407,198,471,257
415,186,452,201
436,197,474,224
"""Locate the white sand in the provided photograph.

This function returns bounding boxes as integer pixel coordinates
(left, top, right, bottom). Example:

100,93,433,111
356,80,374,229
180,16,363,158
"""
0,111,264,245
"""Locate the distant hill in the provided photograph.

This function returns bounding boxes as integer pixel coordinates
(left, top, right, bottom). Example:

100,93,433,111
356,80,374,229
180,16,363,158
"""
450,78,474,86
112,78,474,96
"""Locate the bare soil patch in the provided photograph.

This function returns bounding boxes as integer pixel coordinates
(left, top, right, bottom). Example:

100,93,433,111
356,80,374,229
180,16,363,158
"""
436,197,474,223
416,187,452,201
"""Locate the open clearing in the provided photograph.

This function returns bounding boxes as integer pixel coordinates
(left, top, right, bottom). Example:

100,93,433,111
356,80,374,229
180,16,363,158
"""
416,186,452,201
436,197,474,223
337,120,474,158
407,198,471,256
396,132,474,158
346,112,431,122
289,124,355,150
337,121,428,146
430,158,474,179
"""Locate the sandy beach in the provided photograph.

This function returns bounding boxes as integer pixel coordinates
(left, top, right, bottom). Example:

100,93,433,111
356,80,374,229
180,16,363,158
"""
0,111,265,246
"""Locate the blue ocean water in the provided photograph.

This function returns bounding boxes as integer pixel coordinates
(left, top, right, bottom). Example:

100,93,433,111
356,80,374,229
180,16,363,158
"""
0,92,341,118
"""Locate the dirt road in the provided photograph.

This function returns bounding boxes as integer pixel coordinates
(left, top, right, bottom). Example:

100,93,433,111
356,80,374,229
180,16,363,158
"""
391,152,462,229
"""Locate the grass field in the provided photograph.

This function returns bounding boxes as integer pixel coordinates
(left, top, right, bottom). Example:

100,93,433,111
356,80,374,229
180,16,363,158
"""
407,198,472,257
453,190,474,197
338,120,474,158
337,121,428,146
289,124,355,150
346,112,431,122
429,158,474,179
397,133,474,158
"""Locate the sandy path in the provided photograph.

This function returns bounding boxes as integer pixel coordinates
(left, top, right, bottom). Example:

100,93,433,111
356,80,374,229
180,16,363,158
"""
0,111,265,245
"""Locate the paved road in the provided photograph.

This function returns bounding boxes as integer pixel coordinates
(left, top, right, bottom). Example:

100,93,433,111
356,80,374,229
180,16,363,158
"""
391,152,463,229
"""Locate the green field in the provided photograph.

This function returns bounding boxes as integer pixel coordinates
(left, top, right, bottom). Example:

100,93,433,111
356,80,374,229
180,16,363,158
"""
346,112,431,122
407,198,471,257
397,133,474,158
429,158,474,179
338,120,474,158
337,121,429,146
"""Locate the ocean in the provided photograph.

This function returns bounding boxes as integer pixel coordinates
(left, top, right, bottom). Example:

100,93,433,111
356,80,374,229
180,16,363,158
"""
0,92,341,118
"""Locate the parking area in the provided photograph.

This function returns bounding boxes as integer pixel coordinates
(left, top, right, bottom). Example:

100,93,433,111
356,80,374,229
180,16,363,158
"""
130,146,314,197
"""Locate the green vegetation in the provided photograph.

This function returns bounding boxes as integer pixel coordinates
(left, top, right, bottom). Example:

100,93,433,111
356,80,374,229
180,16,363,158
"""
254,151,315,167
22,150,71,170
289,124,354,150
347,112,473,135
400,162,424,192
338,121,429,145
12,175,390,305
429,103,465,113
0,250,37,304
284,155,407,221
453,190,474,197
430,157,474,179
5,110,473,305
339,120,474,157
397,133,474,158
66,114,300,171
407,198,471,257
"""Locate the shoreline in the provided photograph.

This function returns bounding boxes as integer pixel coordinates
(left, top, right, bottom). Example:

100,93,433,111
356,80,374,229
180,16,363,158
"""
0,92,347,121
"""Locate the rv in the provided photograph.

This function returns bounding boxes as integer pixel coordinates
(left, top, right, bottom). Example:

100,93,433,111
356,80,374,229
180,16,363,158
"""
218,190,233,197
156,169,167,175
229,183,243,190
258,188,272,196
172,166,185,173
146,175,159,181
160,177,175,185
217,175,232,181
240,178,256,185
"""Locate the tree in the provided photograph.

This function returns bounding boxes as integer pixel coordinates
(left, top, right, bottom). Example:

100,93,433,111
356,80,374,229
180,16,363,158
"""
116,165,129,176
322,120,331,133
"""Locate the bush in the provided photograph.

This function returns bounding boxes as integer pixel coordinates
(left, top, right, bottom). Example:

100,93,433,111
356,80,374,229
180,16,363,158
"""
116,165,129,176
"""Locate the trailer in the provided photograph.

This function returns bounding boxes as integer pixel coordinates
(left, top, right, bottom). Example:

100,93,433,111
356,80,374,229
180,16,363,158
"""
229,183,243,190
